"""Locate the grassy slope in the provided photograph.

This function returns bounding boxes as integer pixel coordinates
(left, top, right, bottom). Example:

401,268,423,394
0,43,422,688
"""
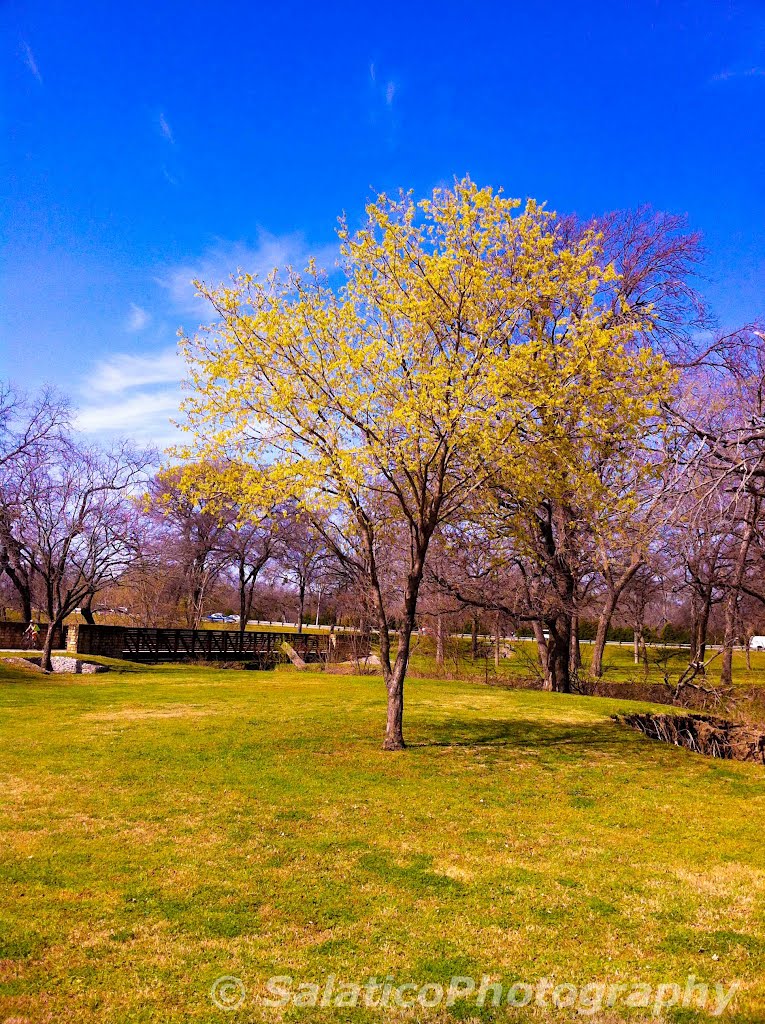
0,661,763,1023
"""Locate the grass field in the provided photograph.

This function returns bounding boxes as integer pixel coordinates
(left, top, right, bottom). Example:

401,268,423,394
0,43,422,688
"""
1,659,764,1022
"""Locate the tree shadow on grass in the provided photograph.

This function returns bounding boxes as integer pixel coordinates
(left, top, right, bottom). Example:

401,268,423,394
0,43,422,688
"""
409,715,666,760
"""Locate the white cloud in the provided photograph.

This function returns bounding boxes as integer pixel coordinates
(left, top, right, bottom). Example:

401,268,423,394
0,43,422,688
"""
386,81,396,105
88,347,183,394
76,346,186,450
126,303,151,332
158,112,174,143
159,232,339,317
75,389,184,447
74,231,338,448
22,41,43,85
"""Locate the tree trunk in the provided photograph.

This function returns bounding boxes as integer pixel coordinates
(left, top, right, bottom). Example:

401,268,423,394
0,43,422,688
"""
189,560,207,629
384,657,406,750
689,595,700,662
238,560,247,641
189,573,207,628
691,590,712,670
633,626,649,667
297,582,305,634
532,620,553,690
80,594,96,625
721,503,757,686
2,557,32,623
471,616,478,661
569,613,581,676
380,611,417,750
494,613,500,669
20,587,32,624
40,619,61,673
435,612,444,668
590,594,616,678
547,614,572,693
359,499,434,750
590,560,643,678
379,565,427,750
192,601,204,630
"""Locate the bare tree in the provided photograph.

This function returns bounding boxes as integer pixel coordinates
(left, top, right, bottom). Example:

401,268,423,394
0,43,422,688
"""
0,384,70,621
0,383,69,471
621,563,666,667
592,206,709,360
7,439,152,669
667,333,765,679
718,495,760,684
277,513,332,633
223,511,282,636
146,468,232,628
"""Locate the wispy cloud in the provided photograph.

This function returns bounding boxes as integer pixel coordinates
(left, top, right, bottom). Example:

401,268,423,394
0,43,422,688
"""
158,112,175,143
88,347,183,394
369,61,397,107
126,304,151,332
711,66,765,83
77,231,338,448
367,61,400,148
158,232,339,317
76,390,184,446
77,347,186,448
21,41,43,85
162,165,179,187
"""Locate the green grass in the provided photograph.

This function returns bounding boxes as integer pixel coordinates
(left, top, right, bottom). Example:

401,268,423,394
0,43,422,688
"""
1,660,764,1022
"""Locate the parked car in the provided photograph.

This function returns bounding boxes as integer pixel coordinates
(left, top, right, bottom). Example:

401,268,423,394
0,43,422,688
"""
207,613,227,623
750,636,765,651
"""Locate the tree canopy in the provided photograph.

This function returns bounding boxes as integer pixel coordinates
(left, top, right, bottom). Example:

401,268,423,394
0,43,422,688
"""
180,178,670,747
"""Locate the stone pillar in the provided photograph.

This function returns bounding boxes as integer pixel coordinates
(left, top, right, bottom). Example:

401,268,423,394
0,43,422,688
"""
66,625,79,652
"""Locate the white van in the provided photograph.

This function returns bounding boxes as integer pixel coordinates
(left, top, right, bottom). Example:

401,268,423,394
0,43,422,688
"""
750,636,765,651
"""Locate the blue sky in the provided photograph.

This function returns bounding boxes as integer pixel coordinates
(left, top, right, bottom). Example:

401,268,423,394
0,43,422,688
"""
1,0,763,446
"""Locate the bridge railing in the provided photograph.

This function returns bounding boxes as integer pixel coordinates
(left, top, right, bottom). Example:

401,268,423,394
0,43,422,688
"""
67,623,369,665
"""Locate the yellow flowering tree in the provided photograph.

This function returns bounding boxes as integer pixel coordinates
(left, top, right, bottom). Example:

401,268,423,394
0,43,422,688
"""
179,178,667,748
